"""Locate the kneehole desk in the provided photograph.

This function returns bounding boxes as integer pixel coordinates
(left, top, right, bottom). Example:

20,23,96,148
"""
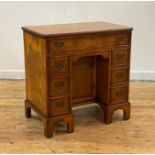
22,21,133,138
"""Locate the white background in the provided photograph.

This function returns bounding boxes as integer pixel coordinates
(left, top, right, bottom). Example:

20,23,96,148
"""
0,1,155,80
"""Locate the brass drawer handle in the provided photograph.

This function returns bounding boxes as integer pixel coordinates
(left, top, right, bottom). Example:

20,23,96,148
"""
54,41,64,48
116,53,125,60
116,35,125,44
54,81,64,89
116,72,124,78
54,61,64,68
115,91,123,97
55,101,64,107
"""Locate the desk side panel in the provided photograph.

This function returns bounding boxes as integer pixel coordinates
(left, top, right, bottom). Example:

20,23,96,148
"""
24,32,48,116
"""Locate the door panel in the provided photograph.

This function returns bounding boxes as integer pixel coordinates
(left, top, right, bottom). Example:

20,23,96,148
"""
72,56,96,104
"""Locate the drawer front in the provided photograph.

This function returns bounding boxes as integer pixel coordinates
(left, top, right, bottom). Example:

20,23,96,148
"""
48,57,69,76
92,34,129,49
111,86,128,103
49,97,70,116
112,49,129,65
48,37,91,55
49,77,69,96
111,68,129,84
48,34,129,55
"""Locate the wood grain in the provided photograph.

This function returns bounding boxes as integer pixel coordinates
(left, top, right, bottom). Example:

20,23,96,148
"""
0,80,155,153
22,21,132,37
72,56,96,104
24,32,48,116
48,33,129,54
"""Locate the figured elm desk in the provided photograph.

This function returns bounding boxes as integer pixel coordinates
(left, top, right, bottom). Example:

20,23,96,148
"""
22,21,133,138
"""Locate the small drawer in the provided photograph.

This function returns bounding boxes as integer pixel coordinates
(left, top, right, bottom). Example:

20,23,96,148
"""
92,34,129,49
111,86,128,103
49,96,70,116
111,68,129,84
112,49,129,65
48,57,69,76
114,34,129,46
49,77,69,97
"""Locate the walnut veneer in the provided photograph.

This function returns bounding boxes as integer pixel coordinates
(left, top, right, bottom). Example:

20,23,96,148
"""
22,21,133,138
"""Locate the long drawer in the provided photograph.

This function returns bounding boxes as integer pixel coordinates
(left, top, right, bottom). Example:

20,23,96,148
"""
48,33,129,55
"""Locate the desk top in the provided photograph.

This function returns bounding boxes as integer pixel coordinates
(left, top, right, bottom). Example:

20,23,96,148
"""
22,21,133,37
